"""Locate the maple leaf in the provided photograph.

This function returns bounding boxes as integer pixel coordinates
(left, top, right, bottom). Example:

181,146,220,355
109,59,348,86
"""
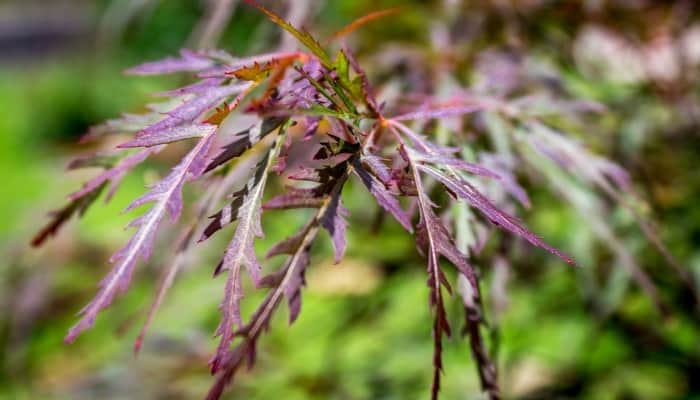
126,49,215,75
209,131,287,373
65,129,217,343
402,143,478,400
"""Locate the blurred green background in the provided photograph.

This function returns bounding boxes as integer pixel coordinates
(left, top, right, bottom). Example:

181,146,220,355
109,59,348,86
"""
1,1,700,399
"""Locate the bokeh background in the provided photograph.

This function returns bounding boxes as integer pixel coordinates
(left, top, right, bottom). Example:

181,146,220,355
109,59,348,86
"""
1,1,700,399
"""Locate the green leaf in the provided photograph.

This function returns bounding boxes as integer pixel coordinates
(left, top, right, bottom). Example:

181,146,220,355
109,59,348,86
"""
307,104,354,120
329,50,359,113
335,50,350,84
249,2,332,67
350,76,366,102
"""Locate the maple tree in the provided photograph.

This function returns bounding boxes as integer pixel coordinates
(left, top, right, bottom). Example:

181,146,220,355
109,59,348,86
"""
33,3,691,399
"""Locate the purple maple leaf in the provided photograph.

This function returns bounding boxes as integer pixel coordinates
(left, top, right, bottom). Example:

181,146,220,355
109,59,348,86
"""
65,129,217,343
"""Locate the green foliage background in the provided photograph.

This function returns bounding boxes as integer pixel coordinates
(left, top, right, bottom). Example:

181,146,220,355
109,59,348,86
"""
1,1,699,399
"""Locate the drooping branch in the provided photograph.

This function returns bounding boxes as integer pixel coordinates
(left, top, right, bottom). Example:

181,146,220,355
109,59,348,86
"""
209,127,289,372
65,128,217,343
207,159,352,399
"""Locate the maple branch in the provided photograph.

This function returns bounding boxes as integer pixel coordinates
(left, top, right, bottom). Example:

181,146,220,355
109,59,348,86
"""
207,160,352,399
